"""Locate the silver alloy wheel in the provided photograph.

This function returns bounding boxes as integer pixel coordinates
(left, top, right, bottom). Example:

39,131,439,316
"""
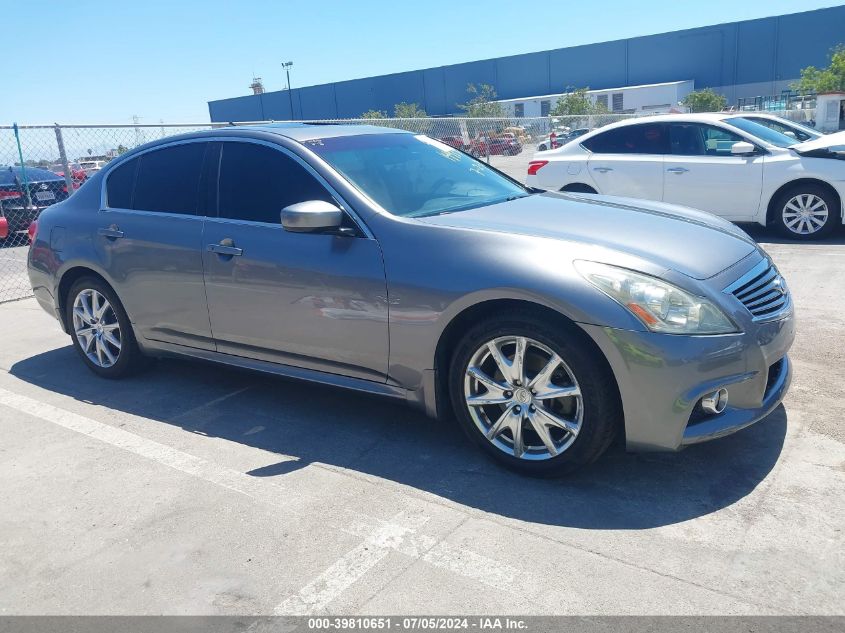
72,289,121,368
463,335,583,461
782,193,829,235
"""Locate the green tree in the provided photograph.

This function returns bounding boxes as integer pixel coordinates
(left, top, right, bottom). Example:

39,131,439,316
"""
393,102,427,118
117,144,129,155
794,45,845,93
360,109,387,119
550,87,607,116
458,83,504,118
681,88,727,113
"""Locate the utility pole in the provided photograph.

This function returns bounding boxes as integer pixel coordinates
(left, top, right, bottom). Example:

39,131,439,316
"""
282,61,294,120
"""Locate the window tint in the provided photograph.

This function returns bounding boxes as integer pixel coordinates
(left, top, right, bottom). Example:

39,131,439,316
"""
669,123,744,156
133,142,207,214
581,123,668,154
217,142,334,224
106,157,138,208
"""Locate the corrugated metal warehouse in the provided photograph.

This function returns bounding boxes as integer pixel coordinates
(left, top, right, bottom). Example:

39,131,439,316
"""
207,5,845,122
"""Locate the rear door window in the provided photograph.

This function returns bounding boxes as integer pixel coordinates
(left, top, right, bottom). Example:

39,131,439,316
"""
581,123,668,154
105,157,138,209
132,142,207,214
216,142,334,224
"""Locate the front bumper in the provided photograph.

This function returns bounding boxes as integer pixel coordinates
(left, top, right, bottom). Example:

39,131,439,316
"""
580,310,795,452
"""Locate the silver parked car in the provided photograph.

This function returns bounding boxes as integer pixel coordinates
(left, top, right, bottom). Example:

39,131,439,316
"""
27,124,794,475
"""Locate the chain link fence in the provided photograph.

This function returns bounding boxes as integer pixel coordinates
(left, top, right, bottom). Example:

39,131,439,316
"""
0,109,815,303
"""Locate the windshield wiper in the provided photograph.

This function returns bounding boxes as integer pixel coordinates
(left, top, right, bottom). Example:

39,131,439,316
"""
409,193,530,218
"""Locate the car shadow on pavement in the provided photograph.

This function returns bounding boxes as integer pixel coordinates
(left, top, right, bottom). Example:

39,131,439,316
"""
11,346,787,531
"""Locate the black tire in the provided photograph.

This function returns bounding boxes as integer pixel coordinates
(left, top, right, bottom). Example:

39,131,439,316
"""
772,184,839,241
448,311,621,477
538,144,547,151
66,277,148,379
561,184,597,194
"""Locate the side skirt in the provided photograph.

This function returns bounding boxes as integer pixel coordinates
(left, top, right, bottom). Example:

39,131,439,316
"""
139,338,426,409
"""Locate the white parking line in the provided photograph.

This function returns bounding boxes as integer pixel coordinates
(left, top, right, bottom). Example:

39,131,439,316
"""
0,384,535,614
275,512,532,615
0,385,310,513
274,512,426,615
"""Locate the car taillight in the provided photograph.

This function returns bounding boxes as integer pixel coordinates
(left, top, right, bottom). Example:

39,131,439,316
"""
0,190,21,200
28,220,37,243
0,217,8,240
62,185,68,193
527,160,548,175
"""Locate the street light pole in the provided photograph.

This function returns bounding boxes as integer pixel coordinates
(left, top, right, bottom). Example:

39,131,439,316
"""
282,61,294,120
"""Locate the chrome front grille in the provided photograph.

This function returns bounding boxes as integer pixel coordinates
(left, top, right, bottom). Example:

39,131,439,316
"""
724,259,790,321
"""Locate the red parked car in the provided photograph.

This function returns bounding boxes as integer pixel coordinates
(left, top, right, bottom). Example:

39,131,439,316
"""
50,162,88,189
437,136,470,152
487,135,523,155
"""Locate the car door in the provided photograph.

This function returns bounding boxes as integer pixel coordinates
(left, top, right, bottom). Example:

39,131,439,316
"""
583,122,668,201
202,139,389,382
662,122,764,220
97,141,215,350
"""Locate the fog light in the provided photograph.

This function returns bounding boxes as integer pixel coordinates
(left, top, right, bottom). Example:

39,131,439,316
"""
700,388,729,415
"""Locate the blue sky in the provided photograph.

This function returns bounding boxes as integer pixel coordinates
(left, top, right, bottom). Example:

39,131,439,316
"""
4,0,842,124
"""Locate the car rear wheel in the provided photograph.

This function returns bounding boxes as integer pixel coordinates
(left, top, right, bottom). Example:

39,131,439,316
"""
774,184,838,240
448,312,620,476
67,277,148,378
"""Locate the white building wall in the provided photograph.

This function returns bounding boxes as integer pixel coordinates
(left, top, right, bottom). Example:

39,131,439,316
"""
500,81,695,117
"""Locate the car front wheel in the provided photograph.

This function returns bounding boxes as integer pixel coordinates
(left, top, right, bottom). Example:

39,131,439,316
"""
774,185,838,240
449,312,620,476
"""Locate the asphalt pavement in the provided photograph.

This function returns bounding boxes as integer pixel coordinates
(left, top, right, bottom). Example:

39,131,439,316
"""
0,229,842,615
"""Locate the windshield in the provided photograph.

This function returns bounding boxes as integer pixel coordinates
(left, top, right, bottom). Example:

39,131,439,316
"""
740,116,820,141
305,133,529,218
723,117,798,148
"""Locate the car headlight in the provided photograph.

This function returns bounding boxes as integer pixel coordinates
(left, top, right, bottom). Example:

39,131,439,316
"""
575,261,738,335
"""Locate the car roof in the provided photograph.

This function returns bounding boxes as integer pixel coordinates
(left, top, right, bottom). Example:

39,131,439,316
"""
111,122,414,161
572,112,746,141
0,166,63,184
212,122,412,142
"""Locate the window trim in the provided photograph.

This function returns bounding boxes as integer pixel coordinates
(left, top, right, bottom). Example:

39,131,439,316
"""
101,138,211,215
100,136,372,238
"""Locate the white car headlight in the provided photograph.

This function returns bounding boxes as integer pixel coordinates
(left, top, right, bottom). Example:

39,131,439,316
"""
575,261,738,335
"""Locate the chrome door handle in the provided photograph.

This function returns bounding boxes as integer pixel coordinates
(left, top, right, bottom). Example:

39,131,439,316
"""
98,225,124,239
207,239,243,257
667,167,689,174
592,167,613,173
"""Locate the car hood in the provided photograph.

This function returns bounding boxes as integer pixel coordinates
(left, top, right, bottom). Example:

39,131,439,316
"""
792,132,845,155
418,192,758,280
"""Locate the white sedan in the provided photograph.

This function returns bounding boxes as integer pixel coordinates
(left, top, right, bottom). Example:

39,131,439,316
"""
526,113,845,240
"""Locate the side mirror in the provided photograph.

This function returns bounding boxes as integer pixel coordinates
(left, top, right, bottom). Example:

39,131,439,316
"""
731,141,757,156
281,200,343,233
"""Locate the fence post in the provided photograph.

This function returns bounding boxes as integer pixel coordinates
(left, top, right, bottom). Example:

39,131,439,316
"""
12,123,34,210
54,124,74,195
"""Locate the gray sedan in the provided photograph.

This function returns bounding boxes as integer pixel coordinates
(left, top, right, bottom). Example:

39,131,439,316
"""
27,124,794,475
